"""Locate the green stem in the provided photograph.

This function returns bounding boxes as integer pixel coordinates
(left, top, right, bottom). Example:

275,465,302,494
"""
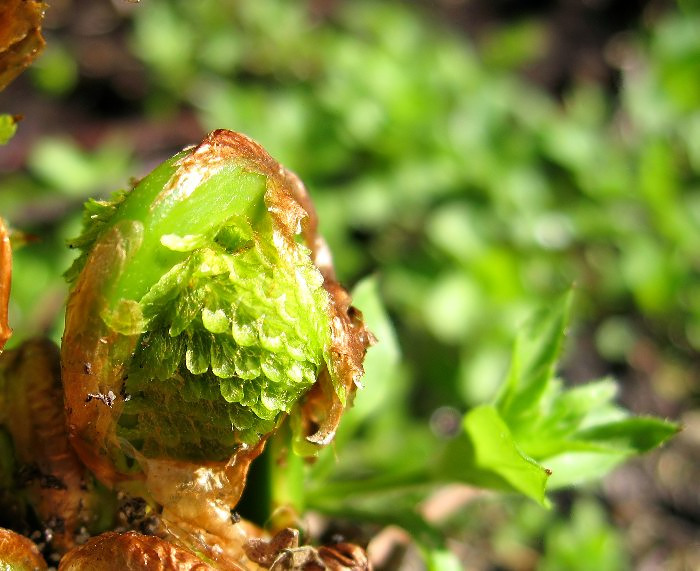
267,422,306,529
235,422,305,530
307,467,433,507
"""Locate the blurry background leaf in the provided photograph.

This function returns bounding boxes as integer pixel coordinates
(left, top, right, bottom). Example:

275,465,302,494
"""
27,138,132,196
539,499,629,571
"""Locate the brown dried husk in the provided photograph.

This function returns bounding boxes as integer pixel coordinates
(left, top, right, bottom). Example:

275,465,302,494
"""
58,531,216,571
0,339,98,554
0,0,46,91
0,527,48,570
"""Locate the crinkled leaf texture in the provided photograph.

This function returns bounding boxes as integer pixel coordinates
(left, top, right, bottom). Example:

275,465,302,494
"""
61,131,371,561
114,216,331,461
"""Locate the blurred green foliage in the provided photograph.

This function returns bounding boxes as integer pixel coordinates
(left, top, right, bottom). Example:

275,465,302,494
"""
0,116,17,145
1,0,698,567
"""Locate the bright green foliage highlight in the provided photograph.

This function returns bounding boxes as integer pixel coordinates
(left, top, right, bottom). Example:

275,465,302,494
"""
67,148,331,460
424,548,464,571
28,137,132,197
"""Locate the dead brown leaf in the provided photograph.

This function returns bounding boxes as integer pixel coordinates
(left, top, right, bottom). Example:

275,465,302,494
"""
58,531,215,571
0,0,46,91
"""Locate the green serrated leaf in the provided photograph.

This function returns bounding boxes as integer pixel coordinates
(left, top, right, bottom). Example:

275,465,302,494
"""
574,416,679,452
545,379,620,429
496,290,573,422
513,378,621,458
545,450,630,489
483,294,679,490
437,405,550,505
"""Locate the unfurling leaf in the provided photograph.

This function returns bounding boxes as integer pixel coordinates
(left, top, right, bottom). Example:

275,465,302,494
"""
61,130,371,562
495,290,572,423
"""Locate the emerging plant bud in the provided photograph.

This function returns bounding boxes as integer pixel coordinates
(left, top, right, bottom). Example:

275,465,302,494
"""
61,130,371,559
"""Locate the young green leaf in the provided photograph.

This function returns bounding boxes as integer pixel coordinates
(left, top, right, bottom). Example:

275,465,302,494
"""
574,416,679,452
509,378,623,459
542,416,678,487
437,405,550,506
465,293,678,494
495,290,572,423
